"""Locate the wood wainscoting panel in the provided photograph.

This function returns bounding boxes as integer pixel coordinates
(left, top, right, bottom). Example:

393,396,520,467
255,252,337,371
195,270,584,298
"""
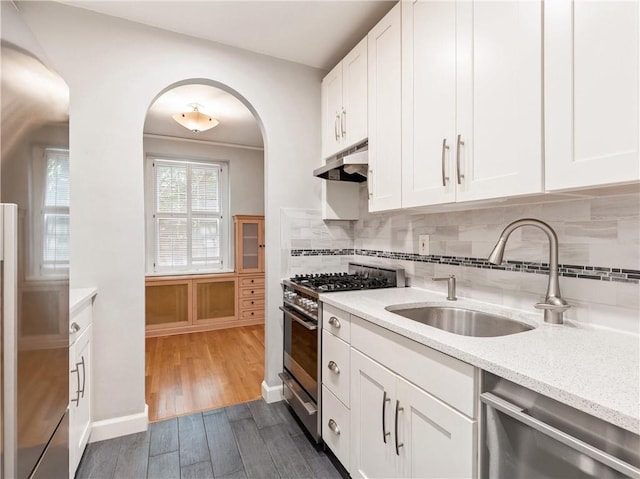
145,324,265,422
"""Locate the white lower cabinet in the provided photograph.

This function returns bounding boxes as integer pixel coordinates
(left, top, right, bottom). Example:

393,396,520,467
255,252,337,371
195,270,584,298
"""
69,299,93,478
350,349,475,479
321,306,478,479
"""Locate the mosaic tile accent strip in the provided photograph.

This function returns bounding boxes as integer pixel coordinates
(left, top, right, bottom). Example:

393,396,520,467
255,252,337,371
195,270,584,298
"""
289,248,640,284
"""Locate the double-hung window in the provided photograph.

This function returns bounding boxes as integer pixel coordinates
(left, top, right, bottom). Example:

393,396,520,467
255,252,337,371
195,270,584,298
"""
147,157,229,273
30,147,70,277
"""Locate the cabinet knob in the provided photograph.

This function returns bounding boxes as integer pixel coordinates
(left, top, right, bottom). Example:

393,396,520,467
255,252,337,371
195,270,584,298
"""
251,279,254,283
328,418,341,436
251,301,254,305
327,360,340,375
69,322,81,334
328,316,341,328
251,312,254,316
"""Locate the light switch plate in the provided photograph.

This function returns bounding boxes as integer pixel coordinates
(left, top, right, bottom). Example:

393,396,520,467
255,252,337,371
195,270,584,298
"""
418,235,429,255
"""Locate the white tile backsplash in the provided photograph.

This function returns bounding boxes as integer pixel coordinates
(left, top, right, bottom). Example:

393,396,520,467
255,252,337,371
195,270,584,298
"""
282,192,640,332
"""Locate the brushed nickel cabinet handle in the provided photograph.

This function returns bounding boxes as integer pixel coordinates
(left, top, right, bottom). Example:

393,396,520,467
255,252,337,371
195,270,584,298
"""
341,108,346,138
456,134,465,185
328,316,341,328
70,364,81,406
328,418,341,435
368,170,374,198
335,113,340,141
79,356,86,398
441,138,450,186
70,322,81,334
382,391,391,443
395,400,404,455
327,360,340,375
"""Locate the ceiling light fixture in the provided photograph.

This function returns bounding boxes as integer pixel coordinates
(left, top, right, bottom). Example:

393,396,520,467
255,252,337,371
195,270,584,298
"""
172,104,219,133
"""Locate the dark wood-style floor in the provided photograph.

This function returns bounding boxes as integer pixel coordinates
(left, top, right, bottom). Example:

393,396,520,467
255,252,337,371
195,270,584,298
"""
145,325,265,422
76,399,341,479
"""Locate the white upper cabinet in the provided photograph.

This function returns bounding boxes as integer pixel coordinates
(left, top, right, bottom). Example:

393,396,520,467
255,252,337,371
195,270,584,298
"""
368,3,402,212
321,38,367,159
544,0,639,191
401,0,457,207
456,0,543,202
402,0,543,208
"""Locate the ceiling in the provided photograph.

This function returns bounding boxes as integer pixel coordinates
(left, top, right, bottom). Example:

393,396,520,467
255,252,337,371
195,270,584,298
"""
61,1,395,70
63,1,395,147
145,84,263,147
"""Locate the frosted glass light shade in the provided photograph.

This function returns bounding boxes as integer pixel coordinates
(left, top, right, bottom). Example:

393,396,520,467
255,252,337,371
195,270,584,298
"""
172,106,219,133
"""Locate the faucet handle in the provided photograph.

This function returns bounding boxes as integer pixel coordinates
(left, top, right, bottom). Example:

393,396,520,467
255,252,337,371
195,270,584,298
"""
534,301,571,325
534,302,571,312
432,275,457,301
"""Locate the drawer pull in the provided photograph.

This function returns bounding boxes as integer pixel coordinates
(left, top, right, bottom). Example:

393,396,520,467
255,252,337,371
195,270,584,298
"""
251,290,254,294
327,361,340,375
251,301,254,305
70,322,81,334
328,419,341,436
328,316,341,328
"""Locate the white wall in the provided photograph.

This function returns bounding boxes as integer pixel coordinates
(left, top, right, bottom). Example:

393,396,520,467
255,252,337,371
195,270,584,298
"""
17,2,322,432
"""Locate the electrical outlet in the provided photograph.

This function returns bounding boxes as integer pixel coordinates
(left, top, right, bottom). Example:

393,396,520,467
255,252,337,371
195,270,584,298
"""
418,235,430,255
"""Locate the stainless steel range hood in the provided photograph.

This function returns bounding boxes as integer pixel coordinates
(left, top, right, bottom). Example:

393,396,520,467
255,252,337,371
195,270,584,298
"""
313,149,368,182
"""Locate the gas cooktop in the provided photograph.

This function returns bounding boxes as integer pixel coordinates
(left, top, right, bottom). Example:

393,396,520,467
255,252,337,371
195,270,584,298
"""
290,272,394,292
283,263,405,297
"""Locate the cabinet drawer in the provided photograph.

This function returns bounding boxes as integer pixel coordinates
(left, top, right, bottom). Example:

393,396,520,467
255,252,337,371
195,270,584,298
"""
351,315,477,418
322,330,350,407
239,287,264,299
240,310,263,320
322,303,351,343
322,385,350,472
240,297,264,310
239,276,264,287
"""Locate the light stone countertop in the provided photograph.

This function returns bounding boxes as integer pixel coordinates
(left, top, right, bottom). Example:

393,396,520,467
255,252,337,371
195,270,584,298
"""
70,287,98,315
319,287,640,434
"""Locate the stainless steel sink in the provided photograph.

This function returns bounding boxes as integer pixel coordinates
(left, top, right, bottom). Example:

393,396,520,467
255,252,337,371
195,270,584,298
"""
385,306,535,337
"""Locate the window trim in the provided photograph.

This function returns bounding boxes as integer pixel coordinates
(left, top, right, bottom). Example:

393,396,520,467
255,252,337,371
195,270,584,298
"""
144,155,230,275
29,145,70,279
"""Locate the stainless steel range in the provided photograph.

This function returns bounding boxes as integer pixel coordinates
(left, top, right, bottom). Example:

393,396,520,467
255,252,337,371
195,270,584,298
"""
279,262,405,442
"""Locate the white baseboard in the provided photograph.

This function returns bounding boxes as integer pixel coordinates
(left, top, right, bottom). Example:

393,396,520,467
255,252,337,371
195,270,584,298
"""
261,380,283,403
89,404,149,443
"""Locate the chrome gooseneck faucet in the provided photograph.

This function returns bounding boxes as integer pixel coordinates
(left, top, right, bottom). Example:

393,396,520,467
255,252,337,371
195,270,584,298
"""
487,218,570,324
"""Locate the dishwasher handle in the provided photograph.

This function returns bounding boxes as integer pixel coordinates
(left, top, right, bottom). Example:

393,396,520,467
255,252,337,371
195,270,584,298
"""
480,393,640,479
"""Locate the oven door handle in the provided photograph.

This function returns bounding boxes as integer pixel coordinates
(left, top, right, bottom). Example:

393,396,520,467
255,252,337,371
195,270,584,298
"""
480,393,640,478
279,306,318,331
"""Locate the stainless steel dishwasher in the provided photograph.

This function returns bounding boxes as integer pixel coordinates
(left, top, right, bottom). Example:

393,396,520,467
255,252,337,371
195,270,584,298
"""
480,372,640,479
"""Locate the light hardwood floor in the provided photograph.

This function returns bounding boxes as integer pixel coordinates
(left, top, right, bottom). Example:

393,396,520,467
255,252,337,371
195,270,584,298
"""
145,324,265,422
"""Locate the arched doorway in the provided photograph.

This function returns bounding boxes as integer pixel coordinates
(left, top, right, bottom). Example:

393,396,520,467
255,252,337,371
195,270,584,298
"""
142,80,266,422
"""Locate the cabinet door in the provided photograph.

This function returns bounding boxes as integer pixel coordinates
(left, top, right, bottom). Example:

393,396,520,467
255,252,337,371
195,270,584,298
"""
456,0,543,202
350,349,401,479
236,217,264,273
322,62,344,159
545,0,639,190
397,377,476,479
69,325,92,476
343,37,368,148
194,277,238,323
402,0,457,207
368,3,402,212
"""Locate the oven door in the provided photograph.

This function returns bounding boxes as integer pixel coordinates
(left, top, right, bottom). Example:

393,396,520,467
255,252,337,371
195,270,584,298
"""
280,306,318,402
